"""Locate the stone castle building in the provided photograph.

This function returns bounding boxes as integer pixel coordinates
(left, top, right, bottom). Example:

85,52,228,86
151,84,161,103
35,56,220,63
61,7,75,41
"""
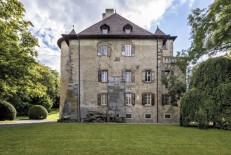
57,9,184,123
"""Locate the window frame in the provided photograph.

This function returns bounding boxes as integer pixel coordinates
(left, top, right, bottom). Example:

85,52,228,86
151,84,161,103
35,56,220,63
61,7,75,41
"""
145,70,152,82
144,114,152,119
164,113,172,119
123,70,132,83
99,70,108,83
101,93,107,106
98,45,107,56
126,114,132,119
124,45,132,56
102,28,108,34
144,94,152,106
125,93,132,105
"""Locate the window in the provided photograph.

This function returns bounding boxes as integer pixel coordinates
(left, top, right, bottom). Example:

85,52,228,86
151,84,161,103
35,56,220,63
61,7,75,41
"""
145,114,151,119
164,114,172,119
125,93,132,105
125,93,135,105
145,70,151,82
102,28,108,34
142,70,154,83
100,24,110,34
101,71,108,82
162,94,170,106
145,94,152,105
125,45,132,56
97,93,108,106
142,93,154,106
125,28,131,34
162,40,167,49
123,70,131,82
98,45,107,56
123,24,133,34
126,114,132,119
98,70,108,82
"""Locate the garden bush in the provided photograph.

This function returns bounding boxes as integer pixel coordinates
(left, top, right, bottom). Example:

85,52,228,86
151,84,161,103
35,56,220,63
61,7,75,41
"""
28,105,48,119
0,100,17,120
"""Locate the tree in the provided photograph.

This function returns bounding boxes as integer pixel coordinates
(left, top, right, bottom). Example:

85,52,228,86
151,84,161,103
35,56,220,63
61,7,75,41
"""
161,75,186,106
181,57,231,130
0,0,60,115
188,0,231,59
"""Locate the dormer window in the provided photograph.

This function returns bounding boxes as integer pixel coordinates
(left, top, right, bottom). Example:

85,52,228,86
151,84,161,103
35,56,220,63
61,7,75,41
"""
102,28,108,34
100,24,110,34
123,24,133,34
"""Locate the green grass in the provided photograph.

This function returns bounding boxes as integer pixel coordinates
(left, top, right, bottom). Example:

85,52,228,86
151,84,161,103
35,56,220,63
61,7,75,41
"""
16,109,59,121
0,124,230,155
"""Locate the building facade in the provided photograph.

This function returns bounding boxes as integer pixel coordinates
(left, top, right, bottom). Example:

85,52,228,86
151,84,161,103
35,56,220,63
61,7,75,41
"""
57,9,184,123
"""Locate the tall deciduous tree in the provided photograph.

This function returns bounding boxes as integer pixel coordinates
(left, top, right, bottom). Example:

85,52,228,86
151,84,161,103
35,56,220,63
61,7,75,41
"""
188,0,231,59
0,0,60,115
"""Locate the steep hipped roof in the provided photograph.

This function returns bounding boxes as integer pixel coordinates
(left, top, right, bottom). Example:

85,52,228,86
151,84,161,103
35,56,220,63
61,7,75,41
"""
57,12,177,48
78,13,153,36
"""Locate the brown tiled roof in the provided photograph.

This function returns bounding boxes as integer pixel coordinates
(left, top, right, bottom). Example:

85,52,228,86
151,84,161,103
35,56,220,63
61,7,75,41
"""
78,13,153,36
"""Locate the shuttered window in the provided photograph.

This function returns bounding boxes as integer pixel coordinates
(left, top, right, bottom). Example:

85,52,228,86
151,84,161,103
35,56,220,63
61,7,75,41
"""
125,93,135,105
97,93,108,106
142,70,155,83
142,93,155,106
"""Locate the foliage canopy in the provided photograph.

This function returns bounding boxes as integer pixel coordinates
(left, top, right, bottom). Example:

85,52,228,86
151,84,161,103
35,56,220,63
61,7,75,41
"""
0,0,59,115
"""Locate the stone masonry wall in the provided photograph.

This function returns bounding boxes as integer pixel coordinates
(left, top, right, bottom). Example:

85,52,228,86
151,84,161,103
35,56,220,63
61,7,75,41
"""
60,38,182,123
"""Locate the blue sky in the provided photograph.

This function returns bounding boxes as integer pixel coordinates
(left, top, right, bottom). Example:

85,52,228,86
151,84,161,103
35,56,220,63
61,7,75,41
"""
20,0,214,71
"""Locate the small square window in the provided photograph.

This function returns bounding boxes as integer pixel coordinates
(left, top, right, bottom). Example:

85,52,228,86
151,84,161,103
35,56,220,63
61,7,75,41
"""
145,114,151,119
164,114,172,119
126,114,132,118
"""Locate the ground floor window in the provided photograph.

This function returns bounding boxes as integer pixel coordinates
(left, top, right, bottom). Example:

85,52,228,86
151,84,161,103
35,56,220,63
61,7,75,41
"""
126,114,132,119
164,113,172,119
144,114,151,119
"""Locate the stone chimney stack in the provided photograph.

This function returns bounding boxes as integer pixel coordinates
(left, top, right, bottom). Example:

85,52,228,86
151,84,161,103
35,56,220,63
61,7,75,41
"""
102,9,114,19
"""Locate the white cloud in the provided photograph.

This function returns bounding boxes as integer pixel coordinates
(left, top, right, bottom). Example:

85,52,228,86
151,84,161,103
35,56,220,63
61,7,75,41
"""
20,0,175,72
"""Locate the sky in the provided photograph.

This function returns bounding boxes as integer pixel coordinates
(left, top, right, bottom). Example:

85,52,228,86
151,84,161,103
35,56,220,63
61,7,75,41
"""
20,0,214,72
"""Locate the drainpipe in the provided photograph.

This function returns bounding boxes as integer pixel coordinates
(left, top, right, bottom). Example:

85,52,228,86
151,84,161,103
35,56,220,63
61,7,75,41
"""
156,35,159,123
77,34,81,122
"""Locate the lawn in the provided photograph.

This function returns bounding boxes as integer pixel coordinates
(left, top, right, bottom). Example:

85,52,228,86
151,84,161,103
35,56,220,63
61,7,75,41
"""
0,124,230,155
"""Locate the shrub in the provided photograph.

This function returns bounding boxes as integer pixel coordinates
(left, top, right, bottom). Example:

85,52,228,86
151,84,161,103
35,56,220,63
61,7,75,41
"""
28,105,48,120
0,100,17,120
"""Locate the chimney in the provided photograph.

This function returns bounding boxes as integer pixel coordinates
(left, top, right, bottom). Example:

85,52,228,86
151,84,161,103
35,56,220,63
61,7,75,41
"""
102,9,114,19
